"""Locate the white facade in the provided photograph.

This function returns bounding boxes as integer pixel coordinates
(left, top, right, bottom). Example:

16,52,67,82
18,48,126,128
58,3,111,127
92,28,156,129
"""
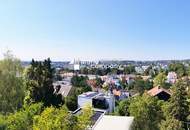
167,72,177,84
78,92,115,113
93,116,134,130
78,92,98,108
74,64,80,71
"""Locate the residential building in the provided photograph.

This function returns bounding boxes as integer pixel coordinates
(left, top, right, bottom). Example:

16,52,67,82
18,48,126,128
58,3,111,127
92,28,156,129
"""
53,77,72,97
167,72,177,84
78,92,115,113
92,116,134,130
147,86,171,101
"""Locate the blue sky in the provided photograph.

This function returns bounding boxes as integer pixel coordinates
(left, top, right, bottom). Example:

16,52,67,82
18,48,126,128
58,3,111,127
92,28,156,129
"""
0,0,190,61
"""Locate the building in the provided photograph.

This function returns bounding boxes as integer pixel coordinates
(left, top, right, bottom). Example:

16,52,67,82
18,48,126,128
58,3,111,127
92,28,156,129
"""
92,116,134,130
147,86,171,101
53,77,72,97
73,107,134,130
78,92,115,113
167,72,177,84
112,89,130,100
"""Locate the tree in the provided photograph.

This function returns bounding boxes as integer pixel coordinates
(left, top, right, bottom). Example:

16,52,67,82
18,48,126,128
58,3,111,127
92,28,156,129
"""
144,66,152,76
33,105,92,130
5,103,43,130
0,51,25,114
33,106,75,130
129,77,153,94
169,63,186,77
24,58,64,107
153,72,167,87
124,65,136,74
74,105,93,130
65,94,78,111
80,67,89,75
116,99,130,116
160,80,189,130
95,77,103,87
129,94,163,130
165,80,189,122
0,114,7,130
160,116,184,130
71,75,91,92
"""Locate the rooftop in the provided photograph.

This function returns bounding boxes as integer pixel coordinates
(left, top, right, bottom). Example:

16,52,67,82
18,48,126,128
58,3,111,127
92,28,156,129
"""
92,116,134,130
147,86,171,97
79,92,99,98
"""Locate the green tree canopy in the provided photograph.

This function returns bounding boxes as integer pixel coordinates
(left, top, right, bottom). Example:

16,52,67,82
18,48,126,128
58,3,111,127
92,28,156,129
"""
165,80,189,122
160,116,184,130
33,105,93,130
115,99,130,116
33,106,74,130
24,58,64,107
129,94,163,130
169,63,186,77
0,51,25,114
71,75,91,92
6,103,43,130
153,72,167,87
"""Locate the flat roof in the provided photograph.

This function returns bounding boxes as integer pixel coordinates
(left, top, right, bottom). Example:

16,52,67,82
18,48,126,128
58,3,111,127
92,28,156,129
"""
79,92,99,98
93,116,134,130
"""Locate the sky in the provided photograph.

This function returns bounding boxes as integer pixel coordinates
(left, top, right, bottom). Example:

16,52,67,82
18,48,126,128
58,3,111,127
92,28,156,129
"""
0,0,190,61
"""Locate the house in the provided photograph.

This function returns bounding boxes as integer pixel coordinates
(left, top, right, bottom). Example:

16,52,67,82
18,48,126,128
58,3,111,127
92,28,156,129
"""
87,79,102,92
92,115,134,130
112,89,130,100
135,66,144,74
167,72,177,84
147,86,171,101
73,107,134,130
53,78,72,97
78,92,115,113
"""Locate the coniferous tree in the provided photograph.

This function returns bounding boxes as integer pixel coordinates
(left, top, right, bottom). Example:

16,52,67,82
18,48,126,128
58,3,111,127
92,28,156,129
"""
24,58,64,107
161,80,189,129
167,80,189,121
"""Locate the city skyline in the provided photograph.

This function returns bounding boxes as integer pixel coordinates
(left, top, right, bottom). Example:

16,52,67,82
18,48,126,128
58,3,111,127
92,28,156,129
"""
0,0,190,61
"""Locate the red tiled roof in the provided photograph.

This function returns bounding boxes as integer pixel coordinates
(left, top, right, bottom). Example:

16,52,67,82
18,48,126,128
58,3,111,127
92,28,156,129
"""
87,80,97,88
113,89,121,96
147,86,171,96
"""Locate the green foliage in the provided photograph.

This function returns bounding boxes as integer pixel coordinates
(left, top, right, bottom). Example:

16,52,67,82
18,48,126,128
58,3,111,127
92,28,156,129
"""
0,51,25,114
160,80,189,130
95,77,103,87
2,103,43,130
129,94,163,130
153,72,167,87
115,99,130,116
33,105,92,130
33,106,72,130
74,105,93,130
0,114,7,130
65,94,78,111
71,75,92,92
124,65,136,74
24,58,64,107
129,77,153,94
166,80,189,122
169,63,186,77
160,116,184,130
79,66,136,75
144,66,152,76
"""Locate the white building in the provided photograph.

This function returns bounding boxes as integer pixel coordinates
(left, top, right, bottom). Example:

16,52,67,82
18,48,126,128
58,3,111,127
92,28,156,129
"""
53,77,72,97
167,72,177,84
78,92,115,113
92,116,134,130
